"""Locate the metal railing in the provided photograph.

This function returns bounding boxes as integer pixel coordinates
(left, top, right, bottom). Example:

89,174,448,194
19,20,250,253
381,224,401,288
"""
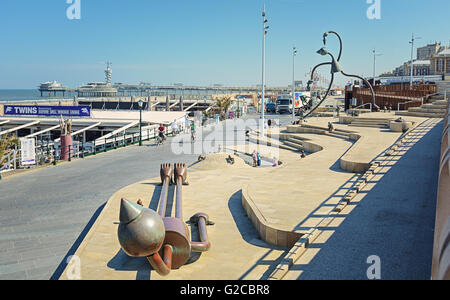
0,149,19,173
397,91,445,111
0,118,218,176
352,102,373,111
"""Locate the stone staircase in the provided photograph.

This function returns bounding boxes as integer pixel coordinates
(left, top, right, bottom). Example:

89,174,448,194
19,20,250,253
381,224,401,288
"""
280,125,356,152
348,117,391,129
395,81,449,118
437,81,450,94
281,136,304,152
396,98,447,118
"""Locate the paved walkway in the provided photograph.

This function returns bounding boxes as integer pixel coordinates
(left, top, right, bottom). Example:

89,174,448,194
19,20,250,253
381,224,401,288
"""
283,119,442,280
0,114,292,280
1,112,441,280
0,139,198,280
58,115,429,280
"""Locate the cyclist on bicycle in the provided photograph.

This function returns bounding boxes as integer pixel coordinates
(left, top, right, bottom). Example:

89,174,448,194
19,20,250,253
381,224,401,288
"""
158,124,166,141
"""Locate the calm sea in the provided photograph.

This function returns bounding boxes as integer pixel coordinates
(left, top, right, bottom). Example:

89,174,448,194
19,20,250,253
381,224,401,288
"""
0,89,76,103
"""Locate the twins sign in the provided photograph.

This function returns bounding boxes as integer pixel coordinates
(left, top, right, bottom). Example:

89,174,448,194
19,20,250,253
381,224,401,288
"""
3,105,91,118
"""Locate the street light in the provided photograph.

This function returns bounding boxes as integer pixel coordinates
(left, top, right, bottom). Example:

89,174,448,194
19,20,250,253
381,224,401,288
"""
261,4,269,135
409,33,422,89
292,46,298,124
138,99,144,146
372,49,383,85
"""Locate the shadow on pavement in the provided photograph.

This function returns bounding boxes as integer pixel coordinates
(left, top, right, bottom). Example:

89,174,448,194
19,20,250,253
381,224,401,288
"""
294,120,442,280
50,202,107,280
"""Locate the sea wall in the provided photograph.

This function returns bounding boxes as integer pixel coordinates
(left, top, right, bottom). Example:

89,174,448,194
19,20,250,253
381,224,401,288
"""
432,99,450,280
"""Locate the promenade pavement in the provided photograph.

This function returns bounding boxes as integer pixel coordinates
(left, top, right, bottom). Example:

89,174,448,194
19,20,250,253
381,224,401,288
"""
58,112,438,280
0,137,199,280
283,118,442,280
1,109,442,280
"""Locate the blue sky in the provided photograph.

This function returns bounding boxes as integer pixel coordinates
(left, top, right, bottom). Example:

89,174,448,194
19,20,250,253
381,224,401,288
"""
0,0,449,89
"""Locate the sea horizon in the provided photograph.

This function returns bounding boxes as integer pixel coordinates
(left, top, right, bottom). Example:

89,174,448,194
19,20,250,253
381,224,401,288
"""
0,89,78,102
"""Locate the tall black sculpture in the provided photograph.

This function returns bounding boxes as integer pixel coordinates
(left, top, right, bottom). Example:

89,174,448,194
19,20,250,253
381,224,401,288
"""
304,31,378,121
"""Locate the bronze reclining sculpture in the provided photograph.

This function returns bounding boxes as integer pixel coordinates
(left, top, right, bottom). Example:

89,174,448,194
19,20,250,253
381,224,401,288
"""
118,163,213,276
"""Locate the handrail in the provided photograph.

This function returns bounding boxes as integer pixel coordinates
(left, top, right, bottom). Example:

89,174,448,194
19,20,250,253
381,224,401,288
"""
0,149,18,171
352,102,373,111
397,99,424,111
396,90,447,111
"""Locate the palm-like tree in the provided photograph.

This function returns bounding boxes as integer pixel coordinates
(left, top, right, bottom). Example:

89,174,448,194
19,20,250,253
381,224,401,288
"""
215,96,232,119
0,135,19,164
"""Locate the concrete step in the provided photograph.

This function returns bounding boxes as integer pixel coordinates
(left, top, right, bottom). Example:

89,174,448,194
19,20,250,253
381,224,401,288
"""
286,135,308,142
326,132,351,139
300,124,355,134
350,121,389,126
350,119,390,125
287,137,304,145
325,129,351,137
421,104,448,109
280,144,300,152
409,107,447,114
428,99,448,105
348,123,388,128
436,82,450,91
284,140,304,150
395,111,445,118
351,118,391,124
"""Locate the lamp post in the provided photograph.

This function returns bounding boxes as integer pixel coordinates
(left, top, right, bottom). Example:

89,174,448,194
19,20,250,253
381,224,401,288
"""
138,100,144,146
292,46,298,124
373,49,382,86
409,33,421,89
261,4,269,135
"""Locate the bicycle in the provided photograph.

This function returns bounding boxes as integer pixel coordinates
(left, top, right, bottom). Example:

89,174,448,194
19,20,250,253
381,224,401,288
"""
156,134,167,146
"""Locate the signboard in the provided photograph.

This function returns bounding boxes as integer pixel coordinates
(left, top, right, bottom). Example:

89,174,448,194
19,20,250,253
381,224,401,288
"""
20,138,36,166
3,105,91,117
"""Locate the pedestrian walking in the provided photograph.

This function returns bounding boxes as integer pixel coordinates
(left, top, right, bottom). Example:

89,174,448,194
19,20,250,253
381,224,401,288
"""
252,151,257,167
185,116,190,133
171,120,177,136
191,121,196,134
